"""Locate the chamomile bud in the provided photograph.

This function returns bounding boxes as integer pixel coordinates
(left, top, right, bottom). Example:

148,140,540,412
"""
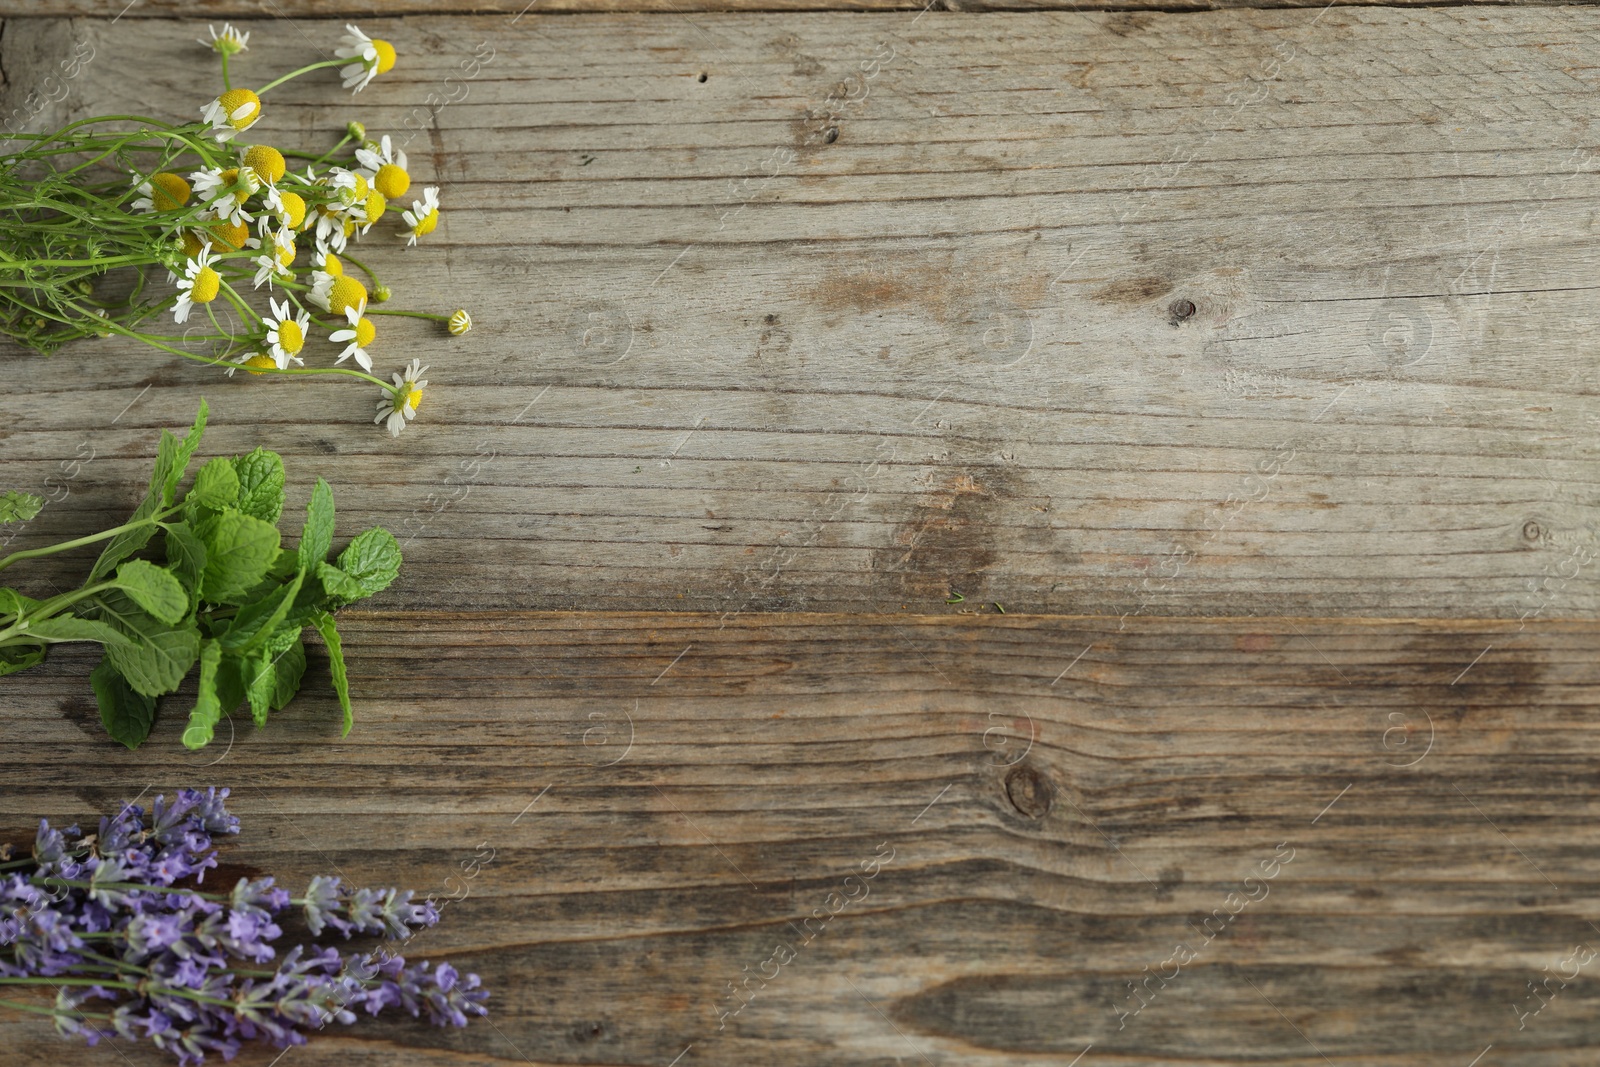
448,310,472,336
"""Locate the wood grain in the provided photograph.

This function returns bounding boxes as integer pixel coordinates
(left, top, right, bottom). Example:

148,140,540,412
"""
3,10,1600,619
4,610,1600,1065
0,0,1573,16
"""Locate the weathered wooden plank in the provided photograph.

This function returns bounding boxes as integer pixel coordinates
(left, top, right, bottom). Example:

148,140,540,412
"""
4,9,1600,620
1,0,1576,16
3,611,1600,1064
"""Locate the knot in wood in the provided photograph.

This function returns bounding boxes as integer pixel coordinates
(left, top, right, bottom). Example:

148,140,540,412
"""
1004,764,1052,819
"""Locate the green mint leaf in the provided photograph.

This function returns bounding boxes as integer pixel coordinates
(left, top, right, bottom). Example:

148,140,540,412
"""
181,639,223,750
27,615,135,647
0,490,43,523
200,511,281,602
91,658,157,750
334,528,402,600
90,590,201,697
86,401,206,582
104,622,201,698
314,561,367,604
215,651,246,719
310,611,352,738
218,567,305,652
270,636,306,711
0,644,46,677
163,521,207,611
189,455,240,511
244,649,275,727
232,448,286,524
88,430,179,583
167,398,209,506
1,587,40,622
299,478,335,571
113,559,188,625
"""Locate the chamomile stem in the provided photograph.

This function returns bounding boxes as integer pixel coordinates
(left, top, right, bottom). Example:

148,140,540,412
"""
221,51,232,92
337,251,380,289
365,308,450,323
257,58,346,95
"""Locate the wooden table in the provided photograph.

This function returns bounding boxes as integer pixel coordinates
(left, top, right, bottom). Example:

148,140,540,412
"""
3,2,1599,1064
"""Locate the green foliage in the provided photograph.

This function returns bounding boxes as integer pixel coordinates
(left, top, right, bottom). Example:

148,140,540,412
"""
0,491,43,524
0,403,402,749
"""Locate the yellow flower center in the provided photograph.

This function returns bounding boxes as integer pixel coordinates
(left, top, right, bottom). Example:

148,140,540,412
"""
355,317,376,347
150,172,190,209
217,168,252,204
181,231,204,258
364,190,387,224
277,319,305,354
373,164,410,200
373,40,397,74
191,266,221,304
276,240,296,268
218,88,261,130
322,253,343,277
412,209,439,238
244,145,287,185
210,220,248,250
406,386,423,411
278,191,307,230
343,218,357,238
328,275,367,315
244,354,277,375
448,309,472,336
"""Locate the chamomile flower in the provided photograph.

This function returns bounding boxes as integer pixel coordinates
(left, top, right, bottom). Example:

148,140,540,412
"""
357,191,387,235
314,207,350,253
225,352,278,377
248,226,296,290
262,297,310,369
200,23,250,55
400,186,440,247
243,145,287,185
201,87,262,141
307,270,337,311
335,25,397,94
207,219,251,252
355,135,410,200
172,248,221,324
330,305,377,371
375,359,428,436
263,186,307,230
448,310,472,336
191,166,256,226
327,275,368,317
313,250,344,276
131,171,190,213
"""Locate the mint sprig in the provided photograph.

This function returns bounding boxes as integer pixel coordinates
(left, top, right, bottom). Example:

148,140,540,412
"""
0,400,402,749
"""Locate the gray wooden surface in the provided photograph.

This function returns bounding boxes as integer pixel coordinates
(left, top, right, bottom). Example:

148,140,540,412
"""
4,11,1599,619
7,612,1600,1066
3,7,1600,1066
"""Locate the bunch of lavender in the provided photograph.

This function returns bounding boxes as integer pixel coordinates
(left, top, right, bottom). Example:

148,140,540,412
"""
0,788,488,1064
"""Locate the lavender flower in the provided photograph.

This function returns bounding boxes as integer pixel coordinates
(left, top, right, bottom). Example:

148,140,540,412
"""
0,788,488,1065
